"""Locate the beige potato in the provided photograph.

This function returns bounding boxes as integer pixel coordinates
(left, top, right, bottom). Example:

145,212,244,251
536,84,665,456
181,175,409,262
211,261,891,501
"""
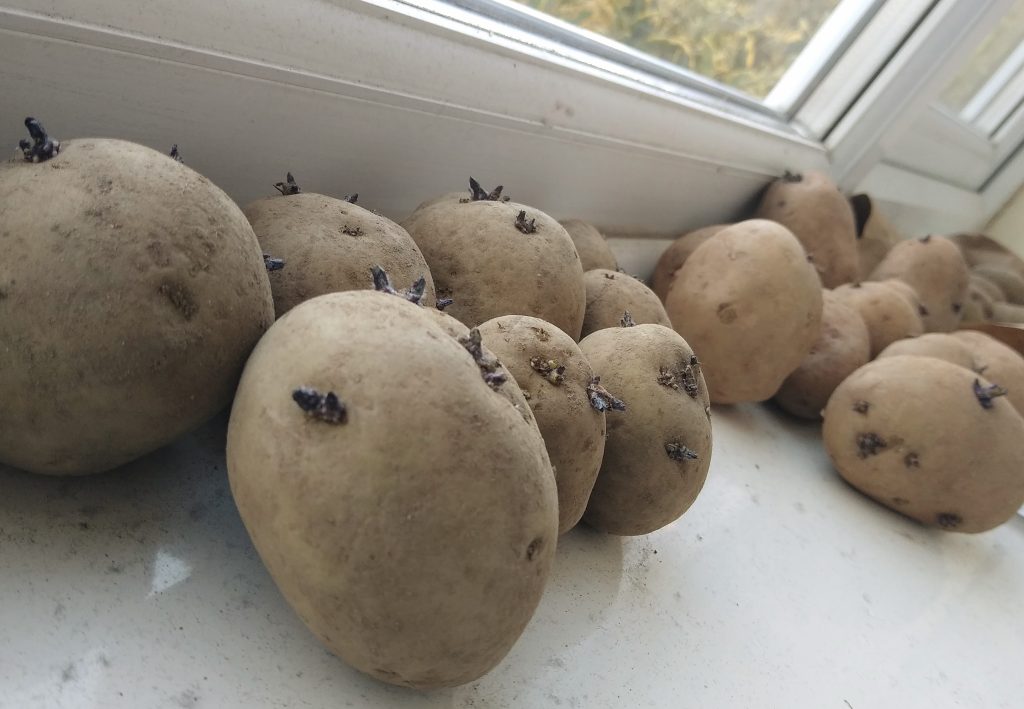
651,224,728,301
581,269,672,337
0,135,273,475
961,282,995,324
664,219,823,404
876,333,976,371
972,265,1024,304
402,181,586,338
227,291,558,689
850,194,900,280
755,171,858,287
951,232,1024,277
991,302,1024,323
869,235,968,332
831,282,925,357
477,315,606,534
560,219,618,271
823,355,1024,533
774,291,870,420
952,329,1024,413
579,324,712,535
970,274,1006,303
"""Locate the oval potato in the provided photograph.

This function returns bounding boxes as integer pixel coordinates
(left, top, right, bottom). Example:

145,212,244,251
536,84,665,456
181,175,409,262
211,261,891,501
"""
582,269,672,338
561,219,618,271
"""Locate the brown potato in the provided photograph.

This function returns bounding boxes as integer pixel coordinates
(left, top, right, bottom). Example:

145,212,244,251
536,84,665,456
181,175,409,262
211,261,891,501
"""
477,315,605,534
822,355,1024,533
951,232,1024,277
774,291,870,420
972,265,1024,304
560,219,618,271
961,282,995,324
970,274,1006,303
831,282,925,357
227,291,557,689
650,224,728,301
755,171,858,287
0,136,273,475
850,194,900,280
992,302,1024,323
244,190,435,316
876,333,976,371
581,269,672,338
579,324,712,535
952,329,1024,413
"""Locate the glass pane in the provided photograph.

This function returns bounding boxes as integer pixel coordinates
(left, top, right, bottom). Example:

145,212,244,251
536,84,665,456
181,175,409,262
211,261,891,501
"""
515,0,843,98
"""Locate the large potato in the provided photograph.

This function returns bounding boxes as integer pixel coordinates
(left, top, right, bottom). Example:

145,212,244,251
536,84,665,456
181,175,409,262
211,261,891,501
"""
876,333,976,371
650,224,728,301
0,134,273,475
560,219,618,271
831,282,924,357
755,171,858,287
227,291,557,688
952,329,1024,413
869,235,968,332
478,315,605,533
579,324,712,535
245,189,435,316
774,290,870,420
402,181,586,337
581,269,672,337
972,265,1024,304
664,219,823,404
850,194,900,280
823,356,1024,533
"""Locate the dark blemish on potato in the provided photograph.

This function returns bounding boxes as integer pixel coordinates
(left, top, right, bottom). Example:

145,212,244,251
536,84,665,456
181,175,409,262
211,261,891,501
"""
19,117,60,162
716,303,737,324
342,225,364,236
856,432,887,458
587,376,626,412
853,400,870,414
604,272,616,280
530,326,551,342
781,170,802,183
682,355,701,398
665,442,699,462
464,177,509,202
436,298,454,311
342,193,358,204
952,302,962,314
292,387,348,424
522,390,532,400
370,265,427,305
919,235,932,244
0,289,6,300
526,537,543,561
918,304,929,317
262,253,285,271
620,311,636,327
936,512,962,529
904,452,920,468
514,210,537,234
459,328,507,389
159,283,199,320
891,497,910,506
169,144,183,163
657,368,678,389
273,172,301,195
974,378,1008,409
530,357,565,385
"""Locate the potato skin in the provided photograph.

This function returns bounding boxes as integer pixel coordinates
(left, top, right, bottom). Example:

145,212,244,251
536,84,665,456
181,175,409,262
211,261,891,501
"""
850,194,899,280
953,330,1024,414
756,171,858,287
227,291,557,689
0,138,273,475
478,315,604,533
869,236,969,332
831,282,924,357
822,356,1024,533
664,219,823,404
245,193,434,316
579,324,712,535
972,265,1024,304
581,269,672,337
774,291,870,420
651,224,728,301
961,282,994,323
970,274,1006,303
876,333,976,371
560,219,618,271
402,199,586,338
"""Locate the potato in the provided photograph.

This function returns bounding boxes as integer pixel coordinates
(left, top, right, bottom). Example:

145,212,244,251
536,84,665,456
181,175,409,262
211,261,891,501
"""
961,282,994,324
991,302,1024,323
952,329,1024,413
478,315,605,534
664,219,823,404
850,194,900,280
868,235,968,332
951,232,1024,277
831,282,924,357
227,291,558,688
970,274,1006,303
560,219,618,271
650,224,728,301
578,324,712,535
0,132,273,475
244,187,435,317
972,265,1024,304
774,290,870,420
755,171,858,287
581,269,672,337
876,333,976,371
402,180,586,337
822,355,1024,533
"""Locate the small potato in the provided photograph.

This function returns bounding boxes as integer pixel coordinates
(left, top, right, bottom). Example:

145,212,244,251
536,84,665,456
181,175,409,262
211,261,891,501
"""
581,269,672,338
876,333,976,371
970,274,1006,303
664,219,823,404
850,194,900,280
756,171,858,287
961,282,994,324
972,265,1024,304
823,355,1024,533
952,329,1024,413
992,302,1024,323
228,291,557,689
774,291,870,420
560,219,618,271
579,324,712,535
869,235,969,332
831,282,925,357
477,315,605,534
650,224,728,301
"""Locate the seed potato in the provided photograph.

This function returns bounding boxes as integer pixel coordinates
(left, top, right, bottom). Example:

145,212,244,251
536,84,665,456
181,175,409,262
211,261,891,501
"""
991,302,1024,323
952,329,1024,413
650,224,728,301
581,269,672,338
869,235,968,332
831,282,925,357
850,193,900,280
876,333,976,371
961,282,995,323
970,274,1006,303
560,219,618,271
972,265,1024,305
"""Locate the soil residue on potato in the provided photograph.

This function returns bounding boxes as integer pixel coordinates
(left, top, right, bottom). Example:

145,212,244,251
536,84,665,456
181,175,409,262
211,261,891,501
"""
159,282,199,320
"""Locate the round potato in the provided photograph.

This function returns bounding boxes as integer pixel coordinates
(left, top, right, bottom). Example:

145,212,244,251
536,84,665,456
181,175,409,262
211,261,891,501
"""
402,181,586,338
876,333,976,371
650,224,728,301
227,291,558,689
952,329,1024,413
579,324,712,535
850,193,900,280
245,188,435,316
972,265,1024,304
560,219,618,271
477,315,605,534
774,290,870,420
869,235,968,332
961,282,995,323
0,133,273,475
664,219,823,404
581,269,672,338
822,355,1024,533
755,171,858,287
970,273,1006,303
831,282,925,357
991,302,1024,323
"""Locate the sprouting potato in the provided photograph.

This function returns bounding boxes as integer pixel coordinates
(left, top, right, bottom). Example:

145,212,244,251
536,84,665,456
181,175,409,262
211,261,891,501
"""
560,218,618,271
581,269,672,338
651,224,728,301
